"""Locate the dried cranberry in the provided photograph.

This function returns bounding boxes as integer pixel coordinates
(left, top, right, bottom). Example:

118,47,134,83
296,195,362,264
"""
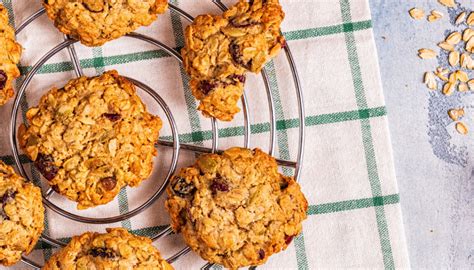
103,113,121,122
88,247,116,259
172,176,196,198
210,177,229,194
258,249,265,260
285,235,295,245
51,185,60,193
0,70,7,91
100,177,117,191
34,154,59,181
230,74,246,83
0,208,8,221
1,189,17,205
280,181,289,190
199,81,217,95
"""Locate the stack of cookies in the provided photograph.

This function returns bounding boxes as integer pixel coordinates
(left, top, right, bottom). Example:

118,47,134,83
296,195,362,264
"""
0,1,308,269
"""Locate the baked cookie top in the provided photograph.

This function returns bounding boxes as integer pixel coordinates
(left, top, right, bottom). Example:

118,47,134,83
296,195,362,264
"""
43,0,168,47
18,70,162,209
165,147,307,269
43,228,174,270
0,4,22,106
182,0,285,121
0,161,44,266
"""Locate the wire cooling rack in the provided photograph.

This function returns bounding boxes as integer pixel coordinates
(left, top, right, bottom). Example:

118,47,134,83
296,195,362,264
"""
7,1,305,269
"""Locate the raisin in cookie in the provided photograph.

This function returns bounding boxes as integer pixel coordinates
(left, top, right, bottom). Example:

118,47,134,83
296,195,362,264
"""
165,147,307,269
182,0,285,121
43,228,173,270
43,0,168,47
0,161,44,266
18,70,162,209
0,4,22,106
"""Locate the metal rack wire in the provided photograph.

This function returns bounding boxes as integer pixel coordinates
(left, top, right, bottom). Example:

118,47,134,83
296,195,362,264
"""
8,1,305,269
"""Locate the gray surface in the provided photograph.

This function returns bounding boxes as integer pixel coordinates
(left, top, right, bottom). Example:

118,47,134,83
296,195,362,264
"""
369,0,473,269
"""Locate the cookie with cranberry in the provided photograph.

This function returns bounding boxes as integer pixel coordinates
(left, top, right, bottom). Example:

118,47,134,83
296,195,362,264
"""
182,0,285,121
43,228,173,269
43,0,168,46
0,4,22,106
0,161,44,266
165,147,307,268
18,70,162,209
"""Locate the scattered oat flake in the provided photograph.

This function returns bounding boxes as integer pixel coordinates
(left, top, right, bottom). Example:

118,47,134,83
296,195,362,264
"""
435,67,449,81
455,11,466,24
467,12,474,26
442,82,455,95
449,72,458,83
466,37,474,53
438,0,456,8
438,42,455,52
460,53,468,68
448,108,464,121
458,82,469,92
446,31,462,45
424,72,437,90
456,70,469,82
463,29,474,42
468,79,474,90
409,8,425,20
428,10,443,22
455,122,468,135
449,51,460,66
418,48,436,59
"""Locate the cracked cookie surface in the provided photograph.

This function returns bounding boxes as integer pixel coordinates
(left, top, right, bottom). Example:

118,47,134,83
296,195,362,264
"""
165,147,307,269
18,70,162,209
43,0,168,46
43,228,173,270
182,0,285,121
0,4,22,106
0,161,44,266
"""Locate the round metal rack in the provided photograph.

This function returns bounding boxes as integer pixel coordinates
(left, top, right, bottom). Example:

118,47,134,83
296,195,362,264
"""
8,1,305,269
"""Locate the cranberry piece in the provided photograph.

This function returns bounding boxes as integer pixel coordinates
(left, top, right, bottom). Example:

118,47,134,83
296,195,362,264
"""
34,154,59,181
103,113,121,122
172,176,196,198
51,185,60,193
1,189,17,204
88,247,116,259
285,235,295,245
100,177,117,191
0,70,7,91
280,181,289,190
199,81,217,95
210,177,229,194
258,249,265,260
230,74,246,83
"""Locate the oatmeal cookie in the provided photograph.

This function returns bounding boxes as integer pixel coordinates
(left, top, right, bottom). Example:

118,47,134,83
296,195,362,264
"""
18,70,162,209
182,0,285,121
0,161,44,266
0,4,22,106
43,228,173,270
43,0,168,47
165,147,307,269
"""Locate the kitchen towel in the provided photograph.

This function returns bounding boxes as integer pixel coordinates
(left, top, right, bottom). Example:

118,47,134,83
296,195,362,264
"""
0,0,410,269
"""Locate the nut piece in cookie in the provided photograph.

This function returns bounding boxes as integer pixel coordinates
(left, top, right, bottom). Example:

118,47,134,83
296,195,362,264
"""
0,4,22,106
43,0,169,46
182,0,285,121
0,161,44,266
18,70,162,209
165,147,308,269
43,228,174,270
